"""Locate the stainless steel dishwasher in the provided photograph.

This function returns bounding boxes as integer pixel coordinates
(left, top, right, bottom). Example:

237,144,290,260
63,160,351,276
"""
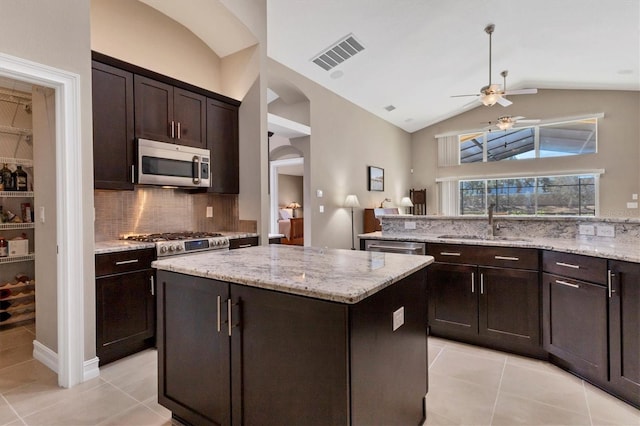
364,240,426,255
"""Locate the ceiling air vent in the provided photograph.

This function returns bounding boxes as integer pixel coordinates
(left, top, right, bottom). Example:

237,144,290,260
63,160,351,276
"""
311,34,365,71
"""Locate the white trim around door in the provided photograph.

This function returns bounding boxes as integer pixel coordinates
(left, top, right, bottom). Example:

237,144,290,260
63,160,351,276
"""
0,52,86,388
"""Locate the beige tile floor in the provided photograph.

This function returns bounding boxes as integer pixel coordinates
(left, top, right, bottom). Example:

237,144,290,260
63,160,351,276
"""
0,325,638,425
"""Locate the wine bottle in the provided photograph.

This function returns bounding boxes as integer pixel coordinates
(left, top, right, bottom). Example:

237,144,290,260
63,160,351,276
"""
0,164,13,191
14,165,27,191
0,311,11,322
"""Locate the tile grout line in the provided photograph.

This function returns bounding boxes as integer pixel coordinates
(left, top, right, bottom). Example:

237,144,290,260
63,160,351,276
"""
582,380,595,426
1,393,27,425
488,356,507,425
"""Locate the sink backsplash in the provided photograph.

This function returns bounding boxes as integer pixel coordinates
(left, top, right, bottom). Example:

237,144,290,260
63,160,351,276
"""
379,215,640,244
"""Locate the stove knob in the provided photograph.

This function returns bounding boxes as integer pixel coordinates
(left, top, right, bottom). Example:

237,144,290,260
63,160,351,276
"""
168,245,175,252
160,246,168,254
176,245,183,252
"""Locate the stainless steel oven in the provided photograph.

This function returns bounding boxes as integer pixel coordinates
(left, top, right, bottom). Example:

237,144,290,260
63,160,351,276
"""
137,138,211,188
124,232,229,257
364,240,426,255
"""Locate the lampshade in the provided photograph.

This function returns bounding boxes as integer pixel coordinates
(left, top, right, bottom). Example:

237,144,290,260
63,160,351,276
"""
496,120,513,131
481,93,499,106
344,195,360,208
287,202,301,209
400,197,414,207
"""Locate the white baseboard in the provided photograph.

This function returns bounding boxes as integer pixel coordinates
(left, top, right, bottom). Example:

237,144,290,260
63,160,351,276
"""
83,357,100,381
33,340,58,373
33,340,101,382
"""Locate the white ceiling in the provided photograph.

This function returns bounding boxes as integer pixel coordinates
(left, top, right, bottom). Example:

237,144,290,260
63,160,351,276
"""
122,1,639,134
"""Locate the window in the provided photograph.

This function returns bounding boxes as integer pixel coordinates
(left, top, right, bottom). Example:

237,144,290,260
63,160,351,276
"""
459,117,598,164
460,175,597,216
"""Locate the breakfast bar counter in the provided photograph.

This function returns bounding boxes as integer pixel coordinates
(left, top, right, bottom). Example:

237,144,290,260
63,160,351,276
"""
152,245,433,426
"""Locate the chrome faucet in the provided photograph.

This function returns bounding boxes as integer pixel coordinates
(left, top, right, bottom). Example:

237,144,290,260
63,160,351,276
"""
488,203,496,237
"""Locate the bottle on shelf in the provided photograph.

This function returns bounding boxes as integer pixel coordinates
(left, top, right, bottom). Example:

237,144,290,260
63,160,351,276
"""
13,165,27,192
0,238,6,257
0,164,13,191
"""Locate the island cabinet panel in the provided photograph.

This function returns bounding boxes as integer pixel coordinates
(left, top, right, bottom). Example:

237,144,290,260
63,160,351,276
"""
608,260,640,407
91,61,135,190
156,269,428,426
427,244,542,357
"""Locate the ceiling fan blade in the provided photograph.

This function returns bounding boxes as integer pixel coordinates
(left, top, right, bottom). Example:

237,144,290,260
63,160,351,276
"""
518,119,540,123
451,94,480,98
496,96,512,107
504,88,538,95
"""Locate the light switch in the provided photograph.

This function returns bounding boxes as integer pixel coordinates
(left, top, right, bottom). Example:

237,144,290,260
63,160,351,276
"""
393,307,405,331
627,202,639,209
206,206,213,217
316,189,323,198
39,206,45,223
319,205,324,213
633,194,638,200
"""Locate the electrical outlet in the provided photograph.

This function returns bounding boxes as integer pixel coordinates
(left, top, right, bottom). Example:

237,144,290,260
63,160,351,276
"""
579,225,595,236
404,221,416,230
627,202,638,209
597,225,615,237
319,205,324,213
316,189,323,198
392,307,405,331
633,194,638,200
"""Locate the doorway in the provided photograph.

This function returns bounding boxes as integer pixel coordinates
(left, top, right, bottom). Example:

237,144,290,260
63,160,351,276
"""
270,157,304,245
0,51,88,388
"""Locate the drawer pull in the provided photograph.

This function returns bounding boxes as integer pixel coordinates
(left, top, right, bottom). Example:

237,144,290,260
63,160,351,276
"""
495,255,519,261
115,259,139,266
227,298,233,337
471,272,475,293
237,244,253,248
556,261,580,269
555,279,580,289
150,276,155,296
440,252,461,256
217,295,221,332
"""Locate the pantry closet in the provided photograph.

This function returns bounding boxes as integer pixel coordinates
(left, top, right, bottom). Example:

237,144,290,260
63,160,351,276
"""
0,77,35,328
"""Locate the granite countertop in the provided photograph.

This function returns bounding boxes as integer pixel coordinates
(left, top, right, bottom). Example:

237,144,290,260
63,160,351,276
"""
94,240,156,254
152,245,434,304
358,231,640,263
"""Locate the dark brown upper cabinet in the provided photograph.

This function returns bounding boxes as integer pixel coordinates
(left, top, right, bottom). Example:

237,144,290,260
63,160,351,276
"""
134,75,206,149
206,98,239,194
91,61,135,190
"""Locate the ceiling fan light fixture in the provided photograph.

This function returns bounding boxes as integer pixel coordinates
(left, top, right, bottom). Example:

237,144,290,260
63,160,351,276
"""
482,93,499,106
496,120,513,130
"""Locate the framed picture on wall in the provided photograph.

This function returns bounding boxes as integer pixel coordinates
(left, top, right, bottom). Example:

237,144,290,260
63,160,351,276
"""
368,166,384,191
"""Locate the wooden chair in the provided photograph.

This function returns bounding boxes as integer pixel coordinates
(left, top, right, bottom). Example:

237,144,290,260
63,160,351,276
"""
409,189,427,215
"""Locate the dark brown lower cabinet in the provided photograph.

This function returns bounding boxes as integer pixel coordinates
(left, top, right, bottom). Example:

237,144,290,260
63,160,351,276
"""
608,260,640,407
96,249,156,365
157,269,428,426
428,261,541,356
542,272,608,384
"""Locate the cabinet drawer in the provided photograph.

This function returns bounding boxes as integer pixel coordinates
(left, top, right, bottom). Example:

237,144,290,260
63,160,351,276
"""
96,248,155,277
427,243,476,264
229,236,259,250
542,251,607,284
478,246,539,270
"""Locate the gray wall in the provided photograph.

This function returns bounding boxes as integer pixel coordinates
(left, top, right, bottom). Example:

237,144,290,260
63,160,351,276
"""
411,89,640,218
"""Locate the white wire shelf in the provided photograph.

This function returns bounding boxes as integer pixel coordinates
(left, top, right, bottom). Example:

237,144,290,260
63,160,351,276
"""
0,191,33,198
0,253,34,264
0,223,34,230
0,157,33,168
0,125,32,137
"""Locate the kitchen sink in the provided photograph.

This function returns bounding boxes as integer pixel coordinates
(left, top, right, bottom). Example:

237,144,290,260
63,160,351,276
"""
437,234,531,242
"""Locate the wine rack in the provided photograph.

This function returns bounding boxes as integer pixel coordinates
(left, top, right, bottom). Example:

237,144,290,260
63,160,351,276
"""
0,279,35,326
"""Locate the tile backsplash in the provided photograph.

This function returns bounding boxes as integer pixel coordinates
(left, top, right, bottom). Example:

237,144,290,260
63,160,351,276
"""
94,187,239,241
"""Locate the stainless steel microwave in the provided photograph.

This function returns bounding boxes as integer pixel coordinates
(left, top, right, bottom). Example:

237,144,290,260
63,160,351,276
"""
137,138,211,188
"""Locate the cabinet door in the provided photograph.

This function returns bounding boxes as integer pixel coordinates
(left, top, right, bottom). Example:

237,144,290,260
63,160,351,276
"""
609,260,640,406
157,272,230,426
542,273,608,383
174,88,206,148
96,269,154,364
427,262,478,337
479,267,540,348
91,62,134,190
206,98,239,194
134,75,173,143
230,283,349,426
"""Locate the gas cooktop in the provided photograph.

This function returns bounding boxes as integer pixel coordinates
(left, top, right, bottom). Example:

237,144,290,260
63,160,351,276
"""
124,231,224,243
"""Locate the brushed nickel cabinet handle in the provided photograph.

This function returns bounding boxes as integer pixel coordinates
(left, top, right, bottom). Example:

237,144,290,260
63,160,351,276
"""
555,279,580,289
495,256,519,261
150,276,154,296
556,261,580,269
131,164,135,184
480,273,484,294
227,298,232,337
238,244,252,248
115,259,138,265
441,252,461,256
217,295,221,332
177,122,181,139
607,270,616,298
170,121,175,138
471,272,475,293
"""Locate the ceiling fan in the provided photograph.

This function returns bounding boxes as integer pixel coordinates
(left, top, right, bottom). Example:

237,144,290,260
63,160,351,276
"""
452,24,538,107
486,115,540,131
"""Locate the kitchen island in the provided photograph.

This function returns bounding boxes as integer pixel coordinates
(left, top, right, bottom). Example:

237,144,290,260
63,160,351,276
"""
152,245,434,426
